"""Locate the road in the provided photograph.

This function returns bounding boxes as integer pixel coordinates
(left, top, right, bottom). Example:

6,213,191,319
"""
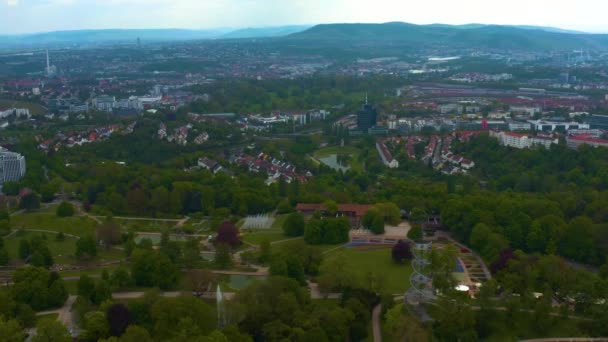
372,304,383,342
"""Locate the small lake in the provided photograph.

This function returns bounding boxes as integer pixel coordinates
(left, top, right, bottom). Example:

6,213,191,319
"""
228,274,267,290
134,233,191,244
318,154,351,172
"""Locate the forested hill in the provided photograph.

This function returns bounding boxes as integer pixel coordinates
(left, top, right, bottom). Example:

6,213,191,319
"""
286,22,608,50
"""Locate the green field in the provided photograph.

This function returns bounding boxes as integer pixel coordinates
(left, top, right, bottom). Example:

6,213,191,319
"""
11,212,98,238
4,231,77,264
0,99,47,116
321,247,412,295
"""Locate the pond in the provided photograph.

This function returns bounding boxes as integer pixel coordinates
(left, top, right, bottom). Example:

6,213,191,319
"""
134,233,191,244
227,274,267,290
318,154,351,172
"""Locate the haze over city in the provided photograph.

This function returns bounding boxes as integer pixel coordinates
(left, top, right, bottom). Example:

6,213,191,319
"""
3,0,608,34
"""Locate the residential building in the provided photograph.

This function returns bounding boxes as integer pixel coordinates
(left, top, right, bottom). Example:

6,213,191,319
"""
0,148,26,185
490,131,558,149
376,139,399,168
567,134,608,149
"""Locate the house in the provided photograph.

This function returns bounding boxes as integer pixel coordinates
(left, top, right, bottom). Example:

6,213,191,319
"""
198,157,223,174
376,139,399,168
296,203,373,227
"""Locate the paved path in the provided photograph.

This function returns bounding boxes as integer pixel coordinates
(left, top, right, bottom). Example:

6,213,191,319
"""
212,268,269,276
90,215,184,222
36,295,77,330
111,291,236,300
372,304,383,342
307,282,341,299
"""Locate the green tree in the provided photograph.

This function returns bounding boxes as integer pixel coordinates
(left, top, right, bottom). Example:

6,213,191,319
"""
32,319,71,342
78,275,96,301
370,214,385,235
56,202,75,217
214,244,232,269
282,212,305,237
19,193,41,211
0,317,25,341
131,250,179,290
82,311,110,342
76,235,98,260
407,225,423,241
259,239,271,264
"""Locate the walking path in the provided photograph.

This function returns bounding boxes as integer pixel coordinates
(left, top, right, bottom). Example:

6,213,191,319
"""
36,295,77,331
372,304,383,342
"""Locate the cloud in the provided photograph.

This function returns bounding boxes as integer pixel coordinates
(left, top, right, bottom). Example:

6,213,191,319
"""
7,0,18,6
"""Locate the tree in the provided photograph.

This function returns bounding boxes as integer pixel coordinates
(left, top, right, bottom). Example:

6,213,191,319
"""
131,250,179,290
117,325,153,342
78,275,96,301
93,280,112,305
392,240,413,264
214,244,232,269
374,202,401,225
0,317,25,341
282,212,305,237
56,202,74,217
18,238,30,260
126,188,148,216
19,193,40,211
97,222,122,248
109,267,134,290
82,311,110,341
409,207,427,225
107,303,133,337
259,239,271,264
370,214,385,235
0,243,9,266
76,235,98,260
12,266,67,311
215,221,240,248
32,319,71,342
407,225,423,241
362,208,381,231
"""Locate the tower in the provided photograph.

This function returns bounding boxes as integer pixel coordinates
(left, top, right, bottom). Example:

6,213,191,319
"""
357,95,377,133
46,49,50,72
405,240,435,321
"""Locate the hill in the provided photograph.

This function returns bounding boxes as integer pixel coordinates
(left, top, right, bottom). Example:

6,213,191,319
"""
220,25,311,39
285,22,608,50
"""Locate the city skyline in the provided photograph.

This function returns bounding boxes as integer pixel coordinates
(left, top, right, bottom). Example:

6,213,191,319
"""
3,0,608,35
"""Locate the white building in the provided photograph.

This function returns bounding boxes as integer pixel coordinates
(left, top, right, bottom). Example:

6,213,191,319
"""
508,121,532,131
93,95,117,112
376,140,399,168
490,131,557,150
528,120,590,132
0,148,26,185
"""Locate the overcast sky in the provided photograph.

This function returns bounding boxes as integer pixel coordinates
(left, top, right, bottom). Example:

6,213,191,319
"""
3,0,608,35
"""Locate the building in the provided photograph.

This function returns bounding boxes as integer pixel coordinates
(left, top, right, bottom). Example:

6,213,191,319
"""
584,115,608,130
45,50,57,78
0,148,26,185
376,139,399,168
490,131,558,150
92,95,116,112
528,120,589,132
357,98,377,133
507,120,531,131
296,203,373,227
567,134,608,149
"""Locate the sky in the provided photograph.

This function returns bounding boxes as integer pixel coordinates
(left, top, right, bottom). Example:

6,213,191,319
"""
2,0,608,35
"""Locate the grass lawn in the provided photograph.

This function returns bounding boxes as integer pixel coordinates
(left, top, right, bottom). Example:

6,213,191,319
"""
0,99,47,116
321,247,412,295
36,313,59,322
4,231,77,264
242,232,286,245
118,220,176,233
11,212,98,237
